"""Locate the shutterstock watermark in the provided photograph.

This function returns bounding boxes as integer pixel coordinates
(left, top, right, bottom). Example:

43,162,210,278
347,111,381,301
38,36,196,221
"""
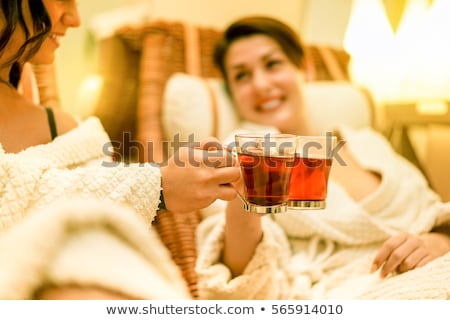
101,132,346,168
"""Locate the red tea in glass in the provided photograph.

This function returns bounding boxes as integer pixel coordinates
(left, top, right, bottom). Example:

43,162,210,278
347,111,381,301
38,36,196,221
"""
288,157,332,206
288,135,336,209
238,153,294,206
235,133,296,214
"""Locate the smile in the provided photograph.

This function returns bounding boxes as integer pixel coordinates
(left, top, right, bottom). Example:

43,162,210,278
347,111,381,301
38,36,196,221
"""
258,98,283,111
49,34,61,44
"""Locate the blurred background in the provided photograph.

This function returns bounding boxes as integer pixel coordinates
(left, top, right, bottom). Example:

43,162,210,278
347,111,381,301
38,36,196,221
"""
57,0,450,114
57,0,351,114
49,0,450,200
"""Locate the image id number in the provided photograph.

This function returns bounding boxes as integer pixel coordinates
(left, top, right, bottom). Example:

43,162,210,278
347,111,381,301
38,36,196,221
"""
271,304,343,315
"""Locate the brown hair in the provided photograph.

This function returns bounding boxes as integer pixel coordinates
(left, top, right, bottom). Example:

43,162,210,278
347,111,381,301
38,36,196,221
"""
0,0,51,87
213,16,305,82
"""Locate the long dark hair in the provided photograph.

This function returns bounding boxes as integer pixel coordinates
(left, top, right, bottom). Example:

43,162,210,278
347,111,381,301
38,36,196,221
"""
213,16,306,83
0,0,51,87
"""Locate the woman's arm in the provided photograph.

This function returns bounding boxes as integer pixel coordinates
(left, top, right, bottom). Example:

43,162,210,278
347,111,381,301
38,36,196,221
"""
223,196,263,277
196,209,292,299
0,147,162,231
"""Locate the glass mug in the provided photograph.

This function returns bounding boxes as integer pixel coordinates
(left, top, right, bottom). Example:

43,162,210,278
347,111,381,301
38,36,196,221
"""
288,134,336,209
234,133,296,214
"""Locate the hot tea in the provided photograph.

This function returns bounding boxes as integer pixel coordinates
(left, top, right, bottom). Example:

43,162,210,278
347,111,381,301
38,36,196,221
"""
288,135,336,209
289,156,332,202
235,133,296,214
238,153,294,206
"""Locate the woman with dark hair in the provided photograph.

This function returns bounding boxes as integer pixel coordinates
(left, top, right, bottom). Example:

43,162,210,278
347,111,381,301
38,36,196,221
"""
195,16,450,299
0,0,51,87
0,0,80,151
0,0,239,230
0,1,239,299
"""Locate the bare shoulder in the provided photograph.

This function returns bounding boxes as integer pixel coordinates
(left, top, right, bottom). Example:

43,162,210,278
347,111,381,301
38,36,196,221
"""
51,108,79,135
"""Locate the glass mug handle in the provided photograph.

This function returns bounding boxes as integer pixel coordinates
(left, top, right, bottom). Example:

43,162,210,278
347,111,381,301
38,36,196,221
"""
223,145,251,210
224,145,278,215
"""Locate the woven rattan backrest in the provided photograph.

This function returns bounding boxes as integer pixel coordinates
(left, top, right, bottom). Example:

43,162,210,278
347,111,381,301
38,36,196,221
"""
98,20,350,163
119,21,222,163
114,21,223,298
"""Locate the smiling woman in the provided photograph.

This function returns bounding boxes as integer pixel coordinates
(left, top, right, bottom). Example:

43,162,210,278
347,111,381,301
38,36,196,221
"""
223,34,308,135
0,0,79,151
30,0,81,65
194,15,450,300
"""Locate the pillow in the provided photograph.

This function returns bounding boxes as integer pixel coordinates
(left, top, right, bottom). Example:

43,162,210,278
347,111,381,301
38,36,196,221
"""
162,73,240,144
162,72,374,148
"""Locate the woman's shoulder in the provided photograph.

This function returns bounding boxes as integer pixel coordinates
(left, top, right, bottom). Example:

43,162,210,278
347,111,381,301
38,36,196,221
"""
50,111,109,142
50,108,78,136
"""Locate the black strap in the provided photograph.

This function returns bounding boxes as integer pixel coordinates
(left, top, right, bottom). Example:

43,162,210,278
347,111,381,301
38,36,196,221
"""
45,107,58,140
158,188,167,211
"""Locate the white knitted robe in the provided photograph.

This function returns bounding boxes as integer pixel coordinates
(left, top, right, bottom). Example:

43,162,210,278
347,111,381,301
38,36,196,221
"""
196,126,450,299
0,117,161,231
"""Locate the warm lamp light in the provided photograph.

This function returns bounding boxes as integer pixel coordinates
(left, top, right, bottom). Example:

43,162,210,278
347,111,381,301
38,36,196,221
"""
391,0,429,101
344,0,450,105
414,0,450,100
344,0,396,56
344,0,399,103
75,74,103,118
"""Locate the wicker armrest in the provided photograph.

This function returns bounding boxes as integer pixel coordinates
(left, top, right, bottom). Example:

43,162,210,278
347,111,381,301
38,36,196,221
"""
152,210,202,299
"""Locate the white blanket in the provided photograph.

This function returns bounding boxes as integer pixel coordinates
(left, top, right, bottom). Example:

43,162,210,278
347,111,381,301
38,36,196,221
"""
0,198,190,299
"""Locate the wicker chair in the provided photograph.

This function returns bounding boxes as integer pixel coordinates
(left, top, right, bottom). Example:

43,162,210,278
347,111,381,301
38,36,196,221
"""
93,20,350,163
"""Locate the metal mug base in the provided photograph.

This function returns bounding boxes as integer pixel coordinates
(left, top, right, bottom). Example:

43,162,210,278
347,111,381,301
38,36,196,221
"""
288,200,326,210
242,202,287,214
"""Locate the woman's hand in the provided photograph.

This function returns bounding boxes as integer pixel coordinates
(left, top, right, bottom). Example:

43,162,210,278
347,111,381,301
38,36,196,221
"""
160,137,240,213
371,231,450,278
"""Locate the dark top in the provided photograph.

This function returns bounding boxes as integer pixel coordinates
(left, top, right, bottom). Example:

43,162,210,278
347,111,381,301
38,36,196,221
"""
45,107,58,140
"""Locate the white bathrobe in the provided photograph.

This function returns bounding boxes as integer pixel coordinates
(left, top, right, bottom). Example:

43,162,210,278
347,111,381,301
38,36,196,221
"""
0,117,161,231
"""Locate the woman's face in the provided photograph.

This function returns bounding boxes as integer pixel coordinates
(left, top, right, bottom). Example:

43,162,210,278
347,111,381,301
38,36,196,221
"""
0,1,80,67
30,0,81,64
225,34,307,134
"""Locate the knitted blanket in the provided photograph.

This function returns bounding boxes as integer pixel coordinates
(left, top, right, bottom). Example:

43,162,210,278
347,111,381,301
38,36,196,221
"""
0,198,190,299
196,126,450,299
